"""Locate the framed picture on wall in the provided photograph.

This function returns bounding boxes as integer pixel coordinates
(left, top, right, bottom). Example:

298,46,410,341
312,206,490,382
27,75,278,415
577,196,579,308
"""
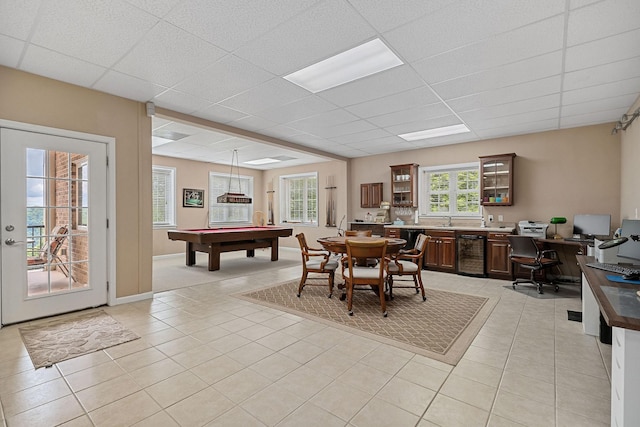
183,188,204,208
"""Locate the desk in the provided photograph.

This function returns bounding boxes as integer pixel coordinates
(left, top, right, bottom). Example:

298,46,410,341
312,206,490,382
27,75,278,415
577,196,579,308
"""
578,255,640,426
535,238,590,282
167,226,293,271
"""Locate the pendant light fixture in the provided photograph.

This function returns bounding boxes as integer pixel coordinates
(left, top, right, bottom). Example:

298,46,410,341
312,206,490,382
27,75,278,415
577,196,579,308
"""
217,149,252,204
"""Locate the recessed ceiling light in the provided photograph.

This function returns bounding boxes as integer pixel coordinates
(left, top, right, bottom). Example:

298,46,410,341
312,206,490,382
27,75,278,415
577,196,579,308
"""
399,124,470,141
152,136,173,147
283,38,404,93
244,157,282,165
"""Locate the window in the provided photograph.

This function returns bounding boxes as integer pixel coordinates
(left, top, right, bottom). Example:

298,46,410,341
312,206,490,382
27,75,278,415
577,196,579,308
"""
419,163,480,216
152,166,176,226
77,162,89,227
280,173,318,225
209,172,253,224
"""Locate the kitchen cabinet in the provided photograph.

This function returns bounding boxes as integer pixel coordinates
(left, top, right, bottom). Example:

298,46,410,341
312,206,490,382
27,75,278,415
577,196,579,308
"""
390,164,418,207
350,222,387,237
486,232,513,279
480,153,515,206
424,230,456,272
360,182,383,208
384,227,401,238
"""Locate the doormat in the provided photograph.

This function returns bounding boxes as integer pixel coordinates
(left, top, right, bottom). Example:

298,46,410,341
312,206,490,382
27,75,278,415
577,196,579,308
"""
19,310,139,369
236,280,498,366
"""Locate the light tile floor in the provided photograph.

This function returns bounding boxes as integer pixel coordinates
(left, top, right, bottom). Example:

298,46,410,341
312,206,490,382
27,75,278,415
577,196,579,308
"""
0,248,612,426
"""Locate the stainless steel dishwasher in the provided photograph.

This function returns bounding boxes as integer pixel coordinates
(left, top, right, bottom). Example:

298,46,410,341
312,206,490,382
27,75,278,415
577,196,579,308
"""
457,234,486,277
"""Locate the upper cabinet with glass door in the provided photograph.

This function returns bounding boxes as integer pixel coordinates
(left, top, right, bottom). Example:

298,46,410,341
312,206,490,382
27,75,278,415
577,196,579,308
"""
390,164,418,207
480,153,515,206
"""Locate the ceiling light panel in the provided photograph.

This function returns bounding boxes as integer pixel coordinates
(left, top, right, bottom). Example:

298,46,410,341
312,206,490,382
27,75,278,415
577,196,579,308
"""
399,124,470,141
284,38,404,93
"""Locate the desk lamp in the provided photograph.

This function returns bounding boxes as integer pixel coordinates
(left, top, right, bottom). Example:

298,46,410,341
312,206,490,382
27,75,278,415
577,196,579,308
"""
550,217,566,239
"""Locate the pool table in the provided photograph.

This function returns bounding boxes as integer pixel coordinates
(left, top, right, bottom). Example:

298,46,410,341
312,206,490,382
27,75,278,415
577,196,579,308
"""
167,226,293,271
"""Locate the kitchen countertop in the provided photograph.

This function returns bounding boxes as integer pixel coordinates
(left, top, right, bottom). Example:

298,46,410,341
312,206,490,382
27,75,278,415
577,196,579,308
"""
383,224,515,232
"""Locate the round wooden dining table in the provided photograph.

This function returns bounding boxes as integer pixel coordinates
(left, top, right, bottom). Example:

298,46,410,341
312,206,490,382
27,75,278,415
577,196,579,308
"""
316,235,407,255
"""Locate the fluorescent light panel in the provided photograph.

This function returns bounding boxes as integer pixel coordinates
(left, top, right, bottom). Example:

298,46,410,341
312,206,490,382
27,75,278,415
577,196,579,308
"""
284,38,403,93
244,157,281,165
399,124,470,141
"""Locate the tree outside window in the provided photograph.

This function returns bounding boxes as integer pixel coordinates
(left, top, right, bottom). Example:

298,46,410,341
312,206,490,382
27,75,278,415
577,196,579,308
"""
152,166,176,226
280,173,317,225
420,164,480,216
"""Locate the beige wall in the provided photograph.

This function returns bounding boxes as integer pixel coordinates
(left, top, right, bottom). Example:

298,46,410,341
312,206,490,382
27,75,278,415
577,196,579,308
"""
350,123,622,237
0,66,151,298
152,155,264,255
620,95,640,222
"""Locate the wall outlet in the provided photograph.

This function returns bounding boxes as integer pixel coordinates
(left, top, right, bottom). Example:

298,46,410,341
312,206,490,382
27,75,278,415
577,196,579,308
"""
488,214,494,222
498,215,504,222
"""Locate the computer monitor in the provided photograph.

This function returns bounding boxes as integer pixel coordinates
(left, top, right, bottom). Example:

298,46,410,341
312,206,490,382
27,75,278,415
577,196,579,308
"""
617,219,640,264
572,214,611,240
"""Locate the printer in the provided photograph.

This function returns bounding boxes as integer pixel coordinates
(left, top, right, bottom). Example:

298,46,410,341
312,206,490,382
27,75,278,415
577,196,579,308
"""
517,220,549,239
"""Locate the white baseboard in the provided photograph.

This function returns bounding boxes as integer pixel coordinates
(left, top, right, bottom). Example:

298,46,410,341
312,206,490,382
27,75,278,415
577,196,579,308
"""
112,291,153,305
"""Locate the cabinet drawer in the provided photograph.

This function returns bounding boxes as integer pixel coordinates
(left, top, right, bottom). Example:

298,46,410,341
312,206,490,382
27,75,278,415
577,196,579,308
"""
488,232,511,240
385,228,401,238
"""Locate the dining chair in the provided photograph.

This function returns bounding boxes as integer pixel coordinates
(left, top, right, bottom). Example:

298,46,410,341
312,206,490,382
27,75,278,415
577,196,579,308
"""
295,233,339,298
386,233,430,301
343,238,388,317
508,235,561,294
344,229,372,237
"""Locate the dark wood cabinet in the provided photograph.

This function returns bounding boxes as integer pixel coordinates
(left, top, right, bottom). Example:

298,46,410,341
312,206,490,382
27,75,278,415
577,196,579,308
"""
350,222,387,237
390,164,418,207
384,227,401,238
486,232,513,279
360,182,383,208
480,153,515,206
424,230,456,272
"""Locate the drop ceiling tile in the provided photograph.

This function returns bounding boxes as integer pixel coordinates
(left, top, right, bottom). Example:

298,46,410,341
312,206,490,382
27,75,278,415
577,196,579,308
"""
195,104,248,124
21,45,106,88
563,56,640,91
446,76,562,111
318,65,425,108
260,125,306,139
345,87,440,119
0,0,40,39
153,89,212,114
345,135,404,150
459,94,560,122
114,21,226,87
219,78,309,115
234,0,375,75
330,129,393,145
570,0,601,9
474,118,558,139
228,115,278,132
125,0,181,18
308,120,377,139
94,70,168,102
175,132,229,147
432,51,563,100
562,78,640,105
366,103,452,128
348,0,456,33
564,28,640,72
338,148,369,158
174,54,274,103
288,109,359,133
467,107,559,131
560,107,628,128
384,0,564,62
31,0,158,67
253,96,337,123
409,132,477,148
414,16,564,85
360,142,415,155
561,94,639,117
166,0,318,52
0,35,25,68
567,0,640,46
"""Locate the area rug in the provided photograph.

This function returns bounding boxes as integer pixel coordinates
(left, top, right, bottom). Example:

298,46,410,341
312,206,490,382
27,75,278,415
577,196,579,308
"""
19,310,139,369
236,280,498,366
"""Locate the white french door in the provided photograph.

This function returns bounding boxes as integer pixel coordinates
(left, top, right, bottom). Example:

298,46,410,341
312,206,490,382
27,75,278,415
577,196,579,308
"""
1,128,108,324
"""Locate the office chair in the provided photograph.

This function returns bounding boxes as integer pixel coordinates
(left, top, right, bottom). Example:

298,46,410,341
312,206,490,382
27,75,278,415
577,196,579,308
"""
508,235,561,294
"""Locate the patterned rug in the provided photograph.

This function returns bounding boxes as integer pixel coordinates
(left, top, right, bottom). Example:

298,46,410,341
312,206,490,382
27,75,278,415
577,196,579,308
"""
19,310,139,369
236,280,498,365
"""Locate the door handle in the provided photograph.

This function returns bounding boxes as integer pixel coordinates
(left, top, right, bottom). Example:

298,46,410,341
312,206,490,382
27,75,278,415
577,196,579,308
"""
5,238,24,245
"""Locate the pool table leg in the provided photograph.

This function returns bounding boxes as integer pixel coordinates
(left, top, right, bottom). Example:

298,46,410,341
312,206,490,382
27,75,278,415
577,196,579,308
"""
246,249,255,257
271,238,279,261
208,245,221,271
186,243,196,266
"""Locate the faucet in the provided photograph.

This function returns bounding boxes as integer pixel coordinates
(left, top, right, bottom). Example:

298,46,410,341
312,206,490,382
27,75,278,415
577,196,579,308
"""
445,216,452,227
